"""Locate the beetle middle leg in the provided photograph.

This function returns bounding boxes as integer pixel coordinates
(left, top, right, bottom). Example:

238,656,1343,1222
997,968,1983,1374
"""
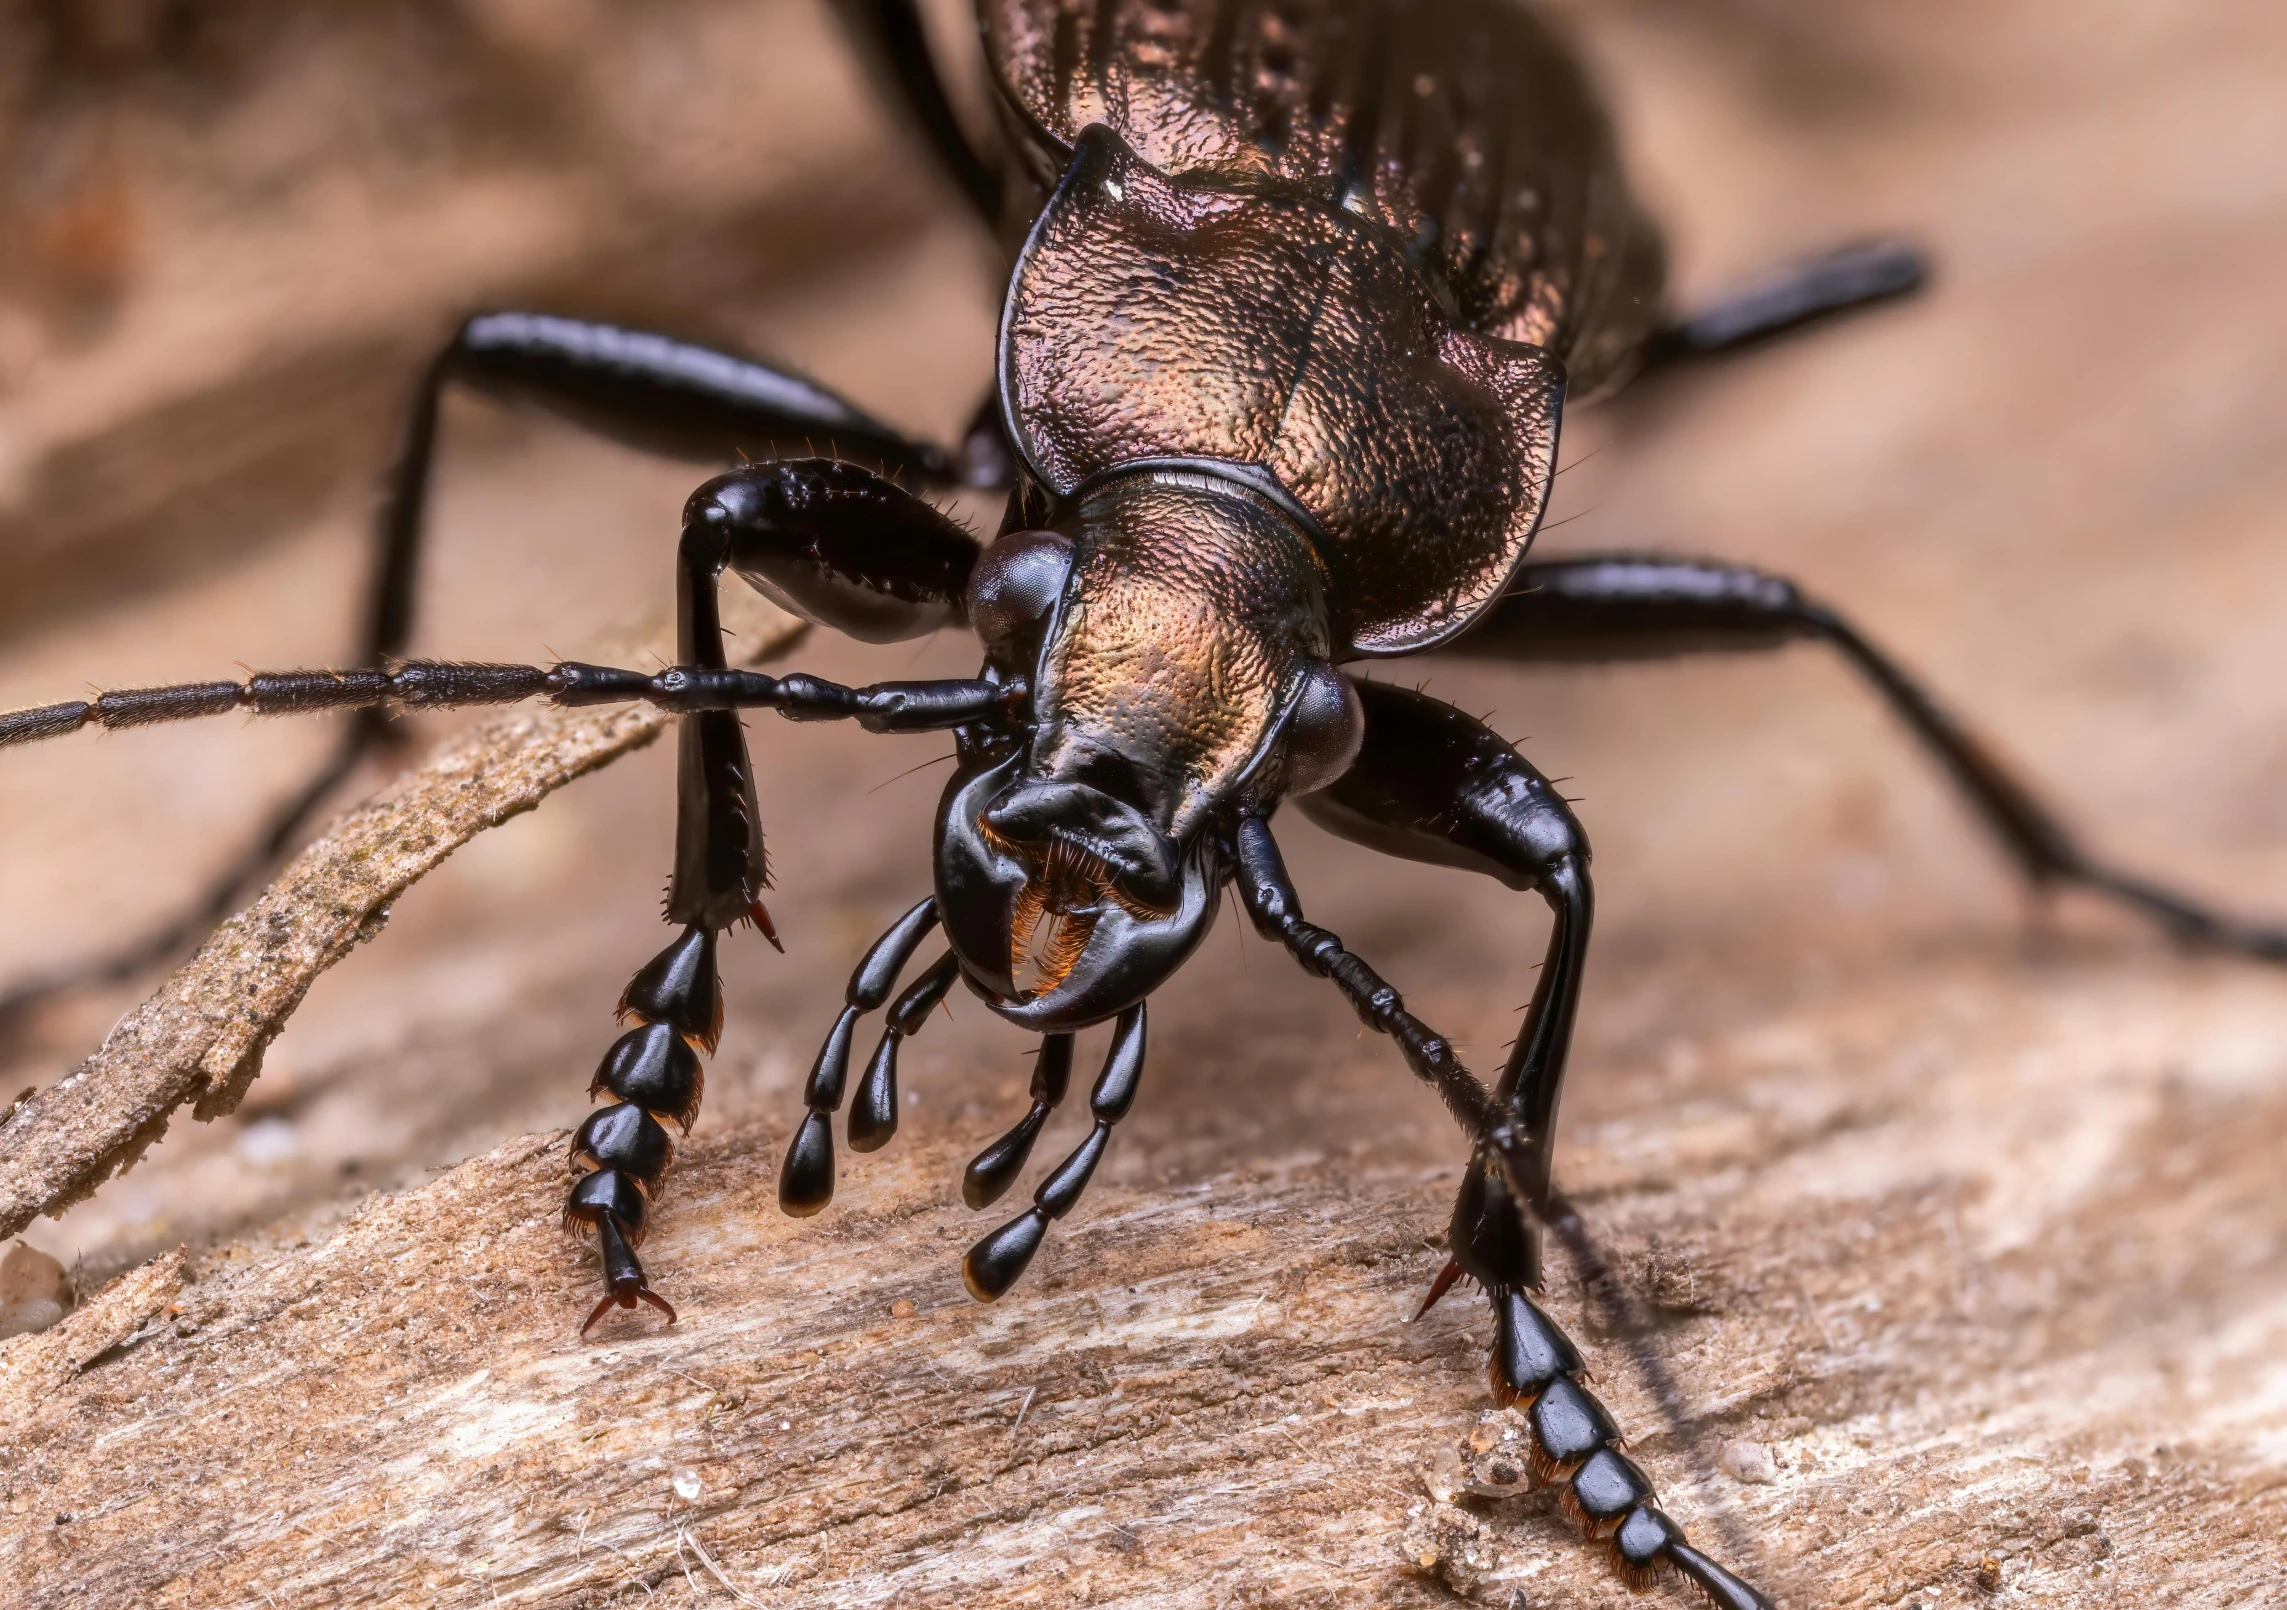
1448,554,2287,958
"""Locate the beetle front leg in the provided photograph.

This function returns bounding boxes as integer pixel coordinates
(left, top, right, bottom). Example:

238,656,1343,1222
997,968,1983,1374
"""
564,509,761,1332
563,471,987,1334
1293,679,1595,1300
1232,813,1768,1610
1231,679,1773,1610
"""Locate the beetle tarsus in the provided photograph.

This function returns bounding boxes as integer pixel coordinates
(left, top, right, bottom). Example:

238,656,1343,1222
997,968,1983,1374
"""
1666,1543,1778,1610
579,1275,680,1338
1484,1285,1772,1606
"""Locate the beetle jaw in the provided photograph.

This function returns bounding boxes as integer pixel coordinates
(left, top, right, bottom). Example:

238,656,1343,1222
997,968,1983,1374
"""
935,751,1221,1031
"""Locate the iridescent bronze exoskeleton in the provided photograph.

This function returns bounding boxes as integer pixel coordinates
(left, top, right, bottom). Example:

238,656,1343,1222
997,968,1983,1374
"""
7,3,2280,1604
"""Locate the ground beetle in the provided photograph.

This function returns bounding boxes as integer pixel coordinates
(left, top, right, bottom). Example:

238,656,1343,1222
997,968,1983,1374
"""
5,1,2283,1603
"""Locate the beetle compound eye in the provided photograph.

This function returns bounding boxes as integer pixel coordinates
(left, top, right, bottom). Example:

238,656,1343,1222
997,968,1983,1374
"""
966,529,1073,666
1282,663,1363,796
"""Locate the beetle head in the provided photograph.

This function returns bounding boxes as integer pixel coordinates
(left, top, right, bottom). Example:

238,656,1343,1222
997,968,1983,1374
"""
937,472,1360,1030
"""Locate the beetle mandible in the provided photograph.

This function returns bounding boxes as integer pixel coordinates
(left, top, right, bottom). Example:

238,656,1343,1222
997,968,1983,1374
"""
4,2,2282,1605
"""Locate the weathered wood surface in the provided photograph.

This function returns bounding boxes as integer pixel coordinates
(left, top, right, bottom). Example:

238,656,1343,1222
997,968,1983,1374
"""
4,949,2287,1608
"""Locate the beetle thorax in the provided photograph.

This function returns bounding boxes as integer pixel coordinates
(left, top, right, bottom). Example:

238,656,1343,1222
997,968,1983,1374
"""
1030,472,1331,845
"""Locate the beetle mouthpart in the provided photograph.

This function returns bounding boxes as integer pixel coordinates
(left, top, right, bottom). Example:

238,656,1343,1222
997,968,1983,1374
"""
996,830,1168,999
1007,836,1106,998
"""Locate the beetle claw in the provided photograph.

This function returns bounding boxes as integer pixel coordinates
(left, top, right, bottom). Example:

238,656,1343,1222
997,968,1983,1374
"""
580,1280,678,1337
580,1292,621,1336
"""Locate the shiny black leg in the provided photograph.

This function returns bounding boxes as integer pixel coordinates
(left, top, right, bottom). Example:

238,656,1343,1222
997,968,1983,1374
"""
1291,682,1595,1227
564,474,994,1331
1237,713,1767,1605
963,1005,1144,1301
570,501,764,1334
1640,239,1927,371
0,314,966,1028
1452,554,2287,960
568,924,722,1333
1487,1286,1770,1610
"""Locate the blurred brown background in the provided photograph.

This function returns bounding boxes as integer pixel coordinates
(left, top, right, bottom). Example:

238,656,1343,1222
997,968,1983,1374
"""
1,1,2283,1604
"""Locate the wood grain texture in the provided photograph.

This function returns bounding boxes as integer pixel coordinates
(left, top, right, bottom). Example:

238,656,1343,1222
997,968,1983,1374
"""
4,947,2285,1608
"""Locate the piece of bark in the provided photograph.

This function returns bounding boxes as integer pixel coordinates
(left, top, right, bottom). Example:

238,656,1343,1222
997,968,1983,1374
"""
0,596,805,1245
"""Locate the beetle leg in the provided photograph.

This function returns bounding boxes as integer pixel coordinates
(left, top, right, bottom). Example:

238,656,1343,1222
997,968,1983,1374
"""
1641,239,1928,371
1232,804,1769,1609
1449,553,2287,961
562,491,984,1333
1291,681,1596,1223
568,504,758,1335
962,1004,1145,1301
